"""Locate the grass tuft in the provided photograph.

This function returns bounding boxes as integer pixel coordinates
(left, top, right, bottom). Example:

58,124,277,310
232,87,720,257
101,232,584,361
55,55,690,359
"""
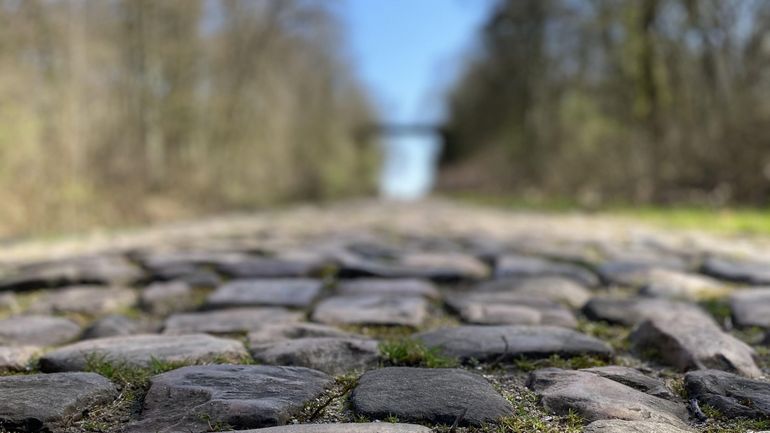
450,193,770,236
513,354,609,372
668,377,688,399
84,354,189,389
699,299,732,324
297,373,360,423
197,413,232,432
468,388,584,433
74,354,254,432
379,339,458,368
577,320,630,351
699,403,770,433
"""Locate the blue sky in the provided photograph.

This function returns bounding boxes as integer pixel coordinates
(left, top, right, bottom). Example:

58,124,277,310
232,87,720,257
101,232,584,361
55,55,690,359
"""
340,0,494,123
339,0,494,198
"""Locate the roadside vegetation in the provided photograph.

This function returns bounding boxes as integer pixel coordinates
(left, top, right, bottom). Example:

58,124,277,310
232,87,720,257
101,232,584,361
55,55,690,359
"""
441,0,770,211
0,0,377,237
451,192,770,236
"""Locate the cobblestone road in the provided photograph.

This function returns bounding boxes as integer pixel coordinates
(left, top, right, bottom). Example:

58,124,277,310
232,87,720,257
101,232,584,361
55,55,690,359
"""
1,200,769,433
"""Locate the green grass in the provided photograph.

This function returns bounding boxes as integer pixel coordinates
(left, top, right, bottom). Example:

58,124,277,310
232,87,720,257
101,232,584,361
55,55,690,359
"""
379,339,459,368
74,353,255,432
668,377,688,399
84,354,190,388
447,192,582,213
615,206,770,235
700,299,732,323
756,345,770,371
0,353,41,376
296,373,362,424
732,326,766,345
512,354,609,372
577,320,631,352
340,325,415,340
385,414,400,423
429,385,584,433
449,193,770,236
68,355,194,432
699,404,770,433
197,413,232,432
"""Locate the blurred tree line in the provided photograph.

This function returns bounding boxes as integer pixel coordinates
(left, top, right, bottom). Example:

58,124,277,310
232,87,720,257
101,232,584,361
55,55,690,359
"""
0,0,376,236
441,0,770,206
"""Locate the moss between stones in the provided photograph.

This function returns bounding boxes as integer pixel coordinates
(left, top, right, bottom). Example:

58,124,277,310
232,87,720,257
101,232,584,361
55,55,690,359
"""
295,373,360,424
512,354,609,372
577,319,631,351
55,353,253,432
699,299,732,324
434,375,584,433
379,338,458,368
698,404,770,433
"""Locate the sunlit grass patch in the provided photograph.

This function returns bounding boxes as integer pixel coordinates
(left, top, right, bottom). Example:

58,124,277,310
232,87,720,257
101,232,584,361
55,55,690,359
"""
68,355,191,432
699,298,732,324
449,193,770,236
379,338,458,368
699,403,770,433
616,206,770,236
512,354,609,372
667,377,688,399
577,319,631,352
84,354,189,389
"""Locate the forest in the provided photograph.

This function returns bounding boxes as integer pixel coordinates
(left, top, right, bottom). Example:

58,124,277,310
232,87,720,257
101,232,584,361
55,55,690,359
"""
441,0,770,207
4,0,770,236
0,0,376,236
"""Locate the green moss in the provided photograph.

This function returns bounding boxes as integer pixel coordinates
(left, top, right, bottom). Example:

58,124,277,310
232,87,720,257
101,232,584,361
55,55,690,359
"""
731,326,765,345
0,354,41,376
197,413,232,432
0,291,40,320
699,403,770,433
567,354,610,369
115,306,144,320
513,354,609,372
564,409,585,430
699,299,732,323
668,377,687,399
297,373,360,423
78,419,111,431
334,372,359,390
72,354,256,432
67,356,184,432
385,414,400,423
513,357,538,372
701,404,724,419
503,391,583,432
379,339,458,368
755,345,770,371
621,207,770,236
450,193,770,236
577,320,631,351
84,354,190,388
635,344,665,364
317,264,339,280
491,389,582,433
